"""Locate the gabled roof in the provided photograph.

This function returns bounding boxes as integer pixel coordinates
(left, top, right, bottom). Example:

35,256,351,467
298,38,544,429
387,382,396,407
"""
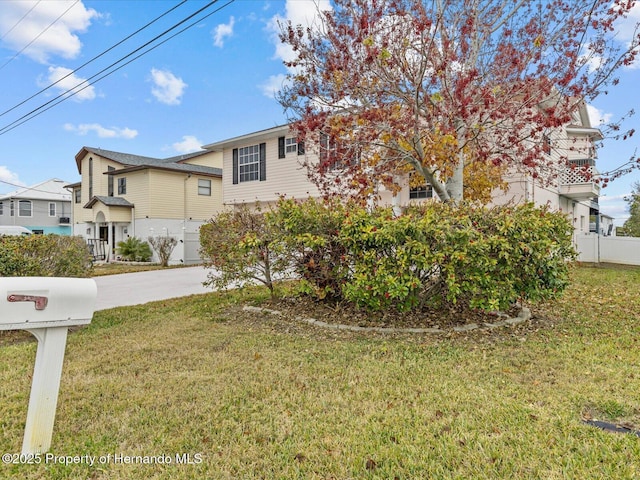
203,124,290,151
0,178,72,201
75,146,222,177
84,196,134,209
109,162,222,177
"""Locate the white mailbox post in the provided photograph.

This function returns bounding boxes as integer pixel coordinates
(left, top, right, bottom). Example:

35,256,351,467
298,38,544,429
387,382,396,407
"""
0,277,97,455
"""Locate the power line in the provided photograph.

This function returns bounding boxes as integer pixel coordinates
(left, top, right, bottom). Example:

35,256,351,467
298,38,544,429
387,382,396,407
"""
0,0,80,72
0,179,71,197
0,0,42,42
0,0,234,136
0,0,189,119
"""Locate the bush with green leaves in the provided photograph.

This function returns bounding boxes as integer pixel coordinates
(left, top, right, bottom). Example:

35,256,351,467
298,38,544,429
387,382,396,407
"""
0,234,92,277
340,202,576,311
116,237,153,262
269,197,350,300
148,236,177,267
200,198,576,315
200,204,288,296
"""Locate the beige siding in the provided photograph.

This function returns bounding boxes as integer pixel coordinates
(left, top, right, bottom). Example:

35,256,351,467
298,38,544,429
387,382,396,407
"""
117,170,150,219
92,205,132,223
223,136,320,205
148,170,187,218
183,151,223,169
145,170,222,220
76,153,123,222
186,176,223,220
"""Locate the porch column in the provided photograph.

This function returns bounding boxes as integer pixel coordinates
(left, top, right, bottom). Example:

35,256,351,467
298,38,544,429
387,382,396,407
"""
107,221,114,262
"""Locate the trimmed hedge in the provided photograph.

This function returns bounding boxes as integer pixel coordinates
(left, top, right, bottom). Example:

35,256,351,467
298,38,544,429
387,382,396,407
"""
201,198,576,313
0,234,93,277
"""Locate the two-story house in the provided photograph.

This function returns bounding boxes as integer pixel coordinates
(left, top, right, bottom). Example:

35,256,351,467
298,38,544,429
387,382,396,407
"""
68,147,223,264
203,102,602,245
0,178,72,234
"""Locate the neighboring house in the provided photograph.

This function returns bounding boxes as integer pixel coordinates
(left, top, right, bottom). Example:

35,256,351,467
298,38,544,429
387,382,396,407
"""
68,147,223,264
598,213,616,236
0,178,72,234
203,102,602,246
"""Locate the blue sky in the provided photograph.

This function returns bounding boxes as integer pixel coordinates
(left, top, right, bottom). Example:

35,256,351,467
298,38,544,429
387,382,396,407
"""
0,0,638,225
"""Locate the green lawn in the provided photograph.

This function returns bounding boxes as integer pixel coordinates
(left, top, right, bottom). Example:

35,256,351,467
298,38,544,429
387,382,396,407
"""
1,264,639,479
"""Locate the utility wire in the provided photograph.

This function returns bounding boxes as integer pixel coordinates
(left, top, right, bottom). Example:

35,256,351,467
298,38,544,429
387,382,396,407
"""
0,0,80,72
0,0,42,41
0,0,188,119
0,0,234,136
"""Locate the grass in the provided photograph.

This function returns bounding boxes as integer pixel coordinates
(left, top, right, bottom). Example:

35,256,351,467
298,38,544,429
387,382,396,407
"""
90,262,189,276
1,265,639,479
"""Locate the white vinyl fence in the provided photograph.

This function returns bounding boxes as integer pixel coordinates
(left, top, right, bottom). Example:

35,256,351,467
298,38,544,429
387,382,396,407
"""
575,234,640,266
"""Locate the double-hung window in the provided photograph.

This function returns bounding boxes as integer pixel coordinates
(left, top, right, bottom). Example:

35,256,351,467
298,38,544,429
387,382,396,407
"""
233,143,266,184
118,177,126,195
198,179,211,196
239,145,260,182
18,200,32,217
49,202,56,217
285,137,298,154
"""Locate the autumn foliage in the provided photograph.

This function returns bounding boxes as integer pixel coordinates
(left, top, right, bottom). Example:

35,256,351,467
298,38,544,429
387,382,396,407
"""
278,0,640,202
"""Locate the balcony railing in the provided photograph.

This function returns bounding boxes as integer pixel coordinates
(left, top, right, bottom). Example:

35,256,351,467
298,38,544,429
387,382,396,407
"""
559,158,600,200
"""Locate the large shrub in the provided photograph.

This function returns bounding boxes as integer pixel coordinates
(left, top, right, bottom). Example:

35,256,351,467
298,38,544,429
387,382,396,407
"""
201,198,576,314
340,202,576,311
0,235,92,277
200,204,288,296
269,197,350,300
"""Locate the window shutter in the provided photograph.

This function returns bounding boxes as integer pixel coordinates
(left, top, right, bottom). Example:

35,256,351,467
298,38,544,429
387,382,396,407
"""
259,143,267,181
278,136,285,158
297,140,305,155
232,148,238,185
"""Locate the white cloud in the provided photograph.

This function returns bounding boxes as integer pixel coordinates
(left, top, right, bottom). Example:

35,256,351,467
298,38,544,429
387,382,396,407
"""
261,0,332,98
0,166,24,187
172,135,202,153
64,123,138,139
259,74,288,99
41,66,96,101
267,0,332,65
149,68,187,105
586,104,613,126
213,16,235,48
0,0,100,64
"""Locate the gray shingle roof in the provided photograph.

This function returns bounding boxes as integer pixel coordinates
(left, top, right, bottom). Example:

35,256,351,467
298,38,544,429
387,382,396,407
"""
81,147,221,177
84,196,134,209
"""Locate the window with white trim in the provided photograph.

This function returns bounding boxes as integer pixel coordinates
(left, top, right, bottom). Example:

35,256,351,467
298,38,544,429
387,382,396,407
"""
18,200,32,217
285,137,298,154
198,179,211,196
49,202,56,217
0,201,3,215
118,177,126,194
409,185,433,200
239,145,260,182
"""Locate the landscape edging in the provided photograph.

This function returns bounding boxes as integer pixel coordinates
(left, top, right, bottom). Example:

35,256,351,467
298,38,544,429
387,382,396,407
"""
242,305,532,334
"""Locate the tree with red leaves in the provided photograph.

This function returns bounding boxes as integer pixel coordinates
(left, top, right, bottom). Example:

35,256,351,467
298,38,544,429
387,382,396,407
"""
278,0,640,203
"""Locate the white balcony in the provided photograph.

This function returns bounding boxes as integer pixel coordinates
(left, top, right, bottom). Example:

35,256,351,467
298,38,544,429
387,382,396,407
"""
559,159,600,200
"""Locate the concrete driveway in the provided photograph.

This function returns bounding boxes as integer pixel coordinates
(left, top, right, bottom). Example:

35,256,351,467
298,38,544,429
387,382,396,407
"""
93,266,211,311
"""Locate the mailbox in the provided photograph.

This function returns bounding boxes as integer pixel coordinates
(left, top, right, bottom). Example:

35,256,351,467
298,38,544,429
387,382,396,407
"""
1,277,96,330
0,277,97,455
